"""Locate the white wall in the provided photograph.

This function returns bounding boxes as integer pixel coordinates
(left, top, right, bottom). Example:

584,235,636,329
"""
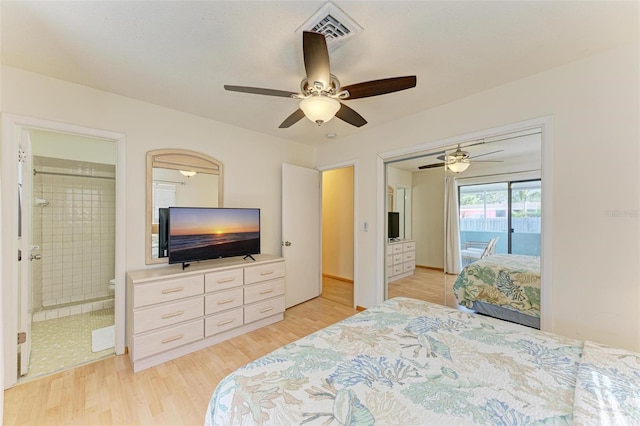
316,44,640,352
1,66,316,274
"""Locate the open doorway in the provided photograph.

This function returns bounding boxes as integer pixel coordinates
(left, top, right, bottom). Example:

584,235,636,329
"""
321,166,355,307
2,115,126,389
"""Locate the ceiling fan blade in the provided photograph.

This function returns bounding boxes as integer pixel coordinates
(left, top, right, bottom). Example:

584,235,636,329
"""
303,31,331,90
470,149,503,159
341,76,416,100
335,103,367,127
436,154,447,161
224,85,297,98
279,109,306,128
418,163,445,170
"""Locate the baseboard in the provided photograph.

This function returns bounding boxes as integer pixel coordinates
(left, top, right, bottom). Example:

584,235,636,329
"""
322,273,354,284
416,265,444,272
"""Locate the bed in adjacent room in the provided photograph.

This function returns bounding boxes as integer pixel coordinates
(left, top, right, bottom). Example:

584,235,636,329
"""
205,297,640,425
453,253,541,328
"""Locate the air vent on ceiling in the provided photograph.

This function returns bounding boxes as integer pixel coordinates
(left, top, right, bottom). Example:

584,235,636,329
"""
296,2,363,51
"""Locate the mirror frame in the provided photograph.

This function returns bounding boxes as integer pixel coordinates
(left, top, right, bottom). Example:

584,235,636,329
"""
145,149,224,265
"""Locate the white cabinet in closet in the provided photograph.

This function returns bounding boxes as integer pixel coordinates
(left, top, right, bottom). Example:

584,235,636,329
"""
387,240,416,282
126,254,285,372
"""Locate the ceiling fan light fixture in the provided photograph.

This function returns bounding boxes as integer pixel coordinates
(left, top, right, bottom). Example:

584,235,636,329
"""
299,95,341,125
447,160,470,173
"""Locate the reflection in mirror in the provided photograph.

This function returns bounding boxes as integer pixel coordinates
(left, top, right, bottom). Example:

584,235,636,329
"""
386,157,444,305
383,128,542,323
145,149,223,265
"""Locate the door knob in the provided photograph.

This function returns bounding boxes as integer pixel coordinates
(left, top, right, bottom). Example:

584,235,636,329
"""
29,254,42,261
282,241,292,247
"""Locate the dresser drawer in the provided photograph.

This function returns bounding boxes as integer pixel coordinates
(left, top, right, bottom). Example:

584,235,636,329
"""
244,278,285,304
244,296,285,324
404,261,416,272
204,269,244,293
391,244,403,254
403,241,415,252
134,275,203,308
403,251,415,262
244,261,285,284
133,319,203,360
133,297,203,334
386,254,393,264
393,254,403,264
205,307,244,337
205,287,243,315
392,264,404,275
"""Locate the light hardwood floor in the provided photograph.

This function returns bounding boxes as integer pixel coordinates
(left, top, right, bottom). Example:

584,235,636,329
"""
3,297,357,426
321,275,354,307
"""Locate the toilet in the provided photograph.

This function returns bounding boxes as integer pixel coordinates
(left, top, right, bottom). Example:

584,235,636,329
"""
109,278,116,293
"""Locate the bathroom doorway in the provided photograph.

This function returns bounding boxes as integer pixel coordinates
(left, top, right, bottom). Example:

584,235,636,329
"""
20,129,117,382
2,114,126,389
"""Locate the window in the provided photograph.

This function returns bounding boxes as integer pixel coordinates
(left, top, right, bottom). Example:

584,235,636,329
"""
459,180,541,258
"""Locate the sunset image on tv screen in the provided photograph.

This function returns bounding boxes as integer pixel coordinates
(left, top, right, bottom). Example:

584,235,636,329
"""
168,207,260,264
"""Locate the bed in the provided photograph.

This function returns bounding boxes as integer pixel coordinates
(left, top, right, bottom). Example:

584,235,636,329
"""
205,297,640,425
453,253,541,329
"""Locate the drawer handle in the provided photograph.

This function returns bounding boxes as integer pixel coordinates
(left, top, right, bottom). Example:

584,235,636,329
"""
259,289,273,295
260,270,274,276
161,334,184,344
161,287,184,294
161,311,184,319
260,307,274,313
217,298,235,305
217,319,234,326
217,277,235,284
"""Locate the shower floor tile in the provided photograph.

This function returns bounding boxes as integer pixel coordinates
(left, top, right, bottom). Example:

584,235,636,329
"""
19,307,115,382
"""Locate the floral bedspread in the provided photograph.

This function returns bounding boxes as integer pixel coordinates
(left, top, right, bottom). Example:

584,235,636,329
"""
206,297,611,425
453,254,541,318
572,341,640,425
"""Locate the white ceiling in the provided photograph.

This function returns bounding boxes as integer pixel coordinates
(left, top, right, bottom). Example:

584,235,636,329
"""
2,1,637,147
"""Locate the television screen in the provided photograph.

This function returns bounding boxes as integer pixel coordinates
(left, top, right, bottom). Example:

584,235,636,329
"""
168,207,260,265
388,211,400,239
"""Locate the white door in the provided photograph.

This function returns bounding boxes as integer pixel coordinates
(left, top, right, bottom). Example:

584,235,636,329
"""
282,164,321,308
18,130,33,376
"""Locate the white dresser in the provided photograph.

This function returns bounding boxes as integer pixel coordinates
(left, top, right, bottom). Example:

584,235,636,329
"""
126,254,285,372
387,240,416,282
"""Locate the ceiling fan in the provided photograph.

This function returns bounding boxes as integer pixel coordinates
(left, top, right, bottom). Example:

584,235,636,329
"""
224,31,416,128
419,145,503,173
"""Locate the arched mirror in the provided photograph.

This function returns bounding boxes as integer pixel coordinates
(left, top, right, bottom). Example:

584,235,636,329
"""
145,149,223,265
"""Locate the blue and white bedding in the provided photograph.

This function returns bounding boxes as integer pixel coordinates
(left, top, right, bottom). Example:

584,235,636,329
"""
205,297,640,425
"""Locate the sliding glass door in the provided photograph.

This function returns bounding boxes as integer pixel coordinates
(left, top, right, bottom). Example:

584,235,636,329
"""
509,180,541,256
459,179,541,260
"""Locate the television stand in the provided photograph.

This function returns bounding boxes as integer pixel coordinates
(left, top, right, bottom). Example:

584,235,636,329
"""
181,262,191,270
243,254,256,261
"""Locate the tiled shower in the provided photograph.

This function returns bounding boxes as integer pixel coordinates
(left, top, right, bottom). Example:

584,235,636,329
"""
31,156,116,322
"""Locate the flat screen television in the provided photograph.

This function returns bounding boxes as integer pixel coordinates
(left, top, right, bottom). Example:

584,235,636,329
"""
168,207,260,267
388,211,400,240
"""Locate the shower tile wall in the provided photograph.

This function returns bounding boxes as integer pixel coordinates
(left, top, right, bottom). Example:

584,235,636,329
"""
32,157,115,311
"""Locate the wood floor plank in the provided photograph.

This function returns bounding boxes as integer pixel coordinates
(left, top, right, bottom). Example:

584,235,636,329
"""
3,296,357,426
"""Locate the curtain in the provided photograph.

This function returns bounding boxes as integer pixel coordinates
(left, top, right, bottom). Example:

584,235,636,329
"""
444,176,462,274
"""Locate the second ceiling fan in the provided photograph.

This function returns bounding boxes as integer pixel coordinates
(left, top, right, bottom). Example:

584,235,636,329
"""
419,145,504,173
224,31,416,128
